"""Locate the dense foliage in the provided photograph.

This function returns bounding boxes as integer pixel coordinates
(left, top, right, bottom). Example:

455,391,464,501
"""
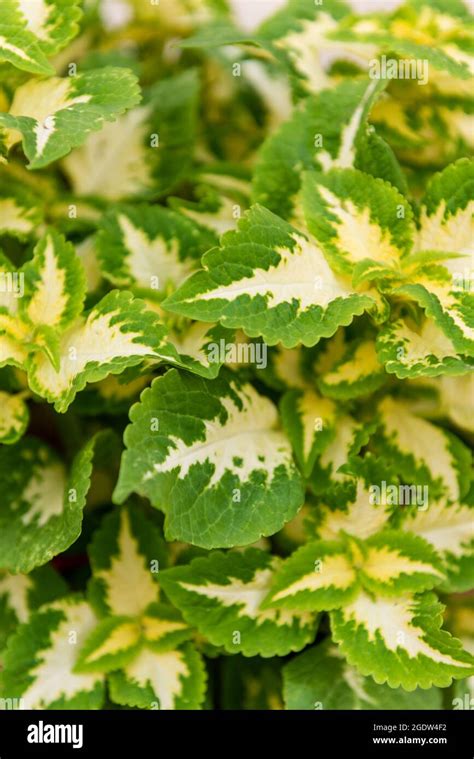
0,0,472,711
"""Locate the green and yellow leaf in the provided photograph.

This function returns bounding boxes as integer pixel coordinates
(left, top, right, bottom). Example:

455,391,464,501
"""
21,229,86,331
115,368,304,549
164,205,382,348
160,549,318,657
97,204,203,293
376,316,473,378
1,597,105,708
330,591,474,690
108,642,206,710
0,0,82,75
1,67,141,169
374,396,471,503
302,168,414,277
26,290,180,412
264,540,358,612
0,432,105,572
87,507,166,618
280,388,337,476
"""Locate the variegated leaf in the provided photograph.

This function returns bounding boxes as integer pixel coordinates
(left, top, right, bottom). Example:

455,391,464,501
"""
0,0,82,74
376,316,474,378
374,396,471,503
393,267,474,358
435,373,474,433
283,639,442,710
114,368,304,549
330,591,474,690
75,615,143,674
97,204,203,294
159,549,318,657
266,527,443,611
20,229,86,332
309,414,374,497
0,565,67,651
75,605,191,674
280,388,337,477
0,389,28,444
169,166,251,239
87,507,166,618
0,432,106,572
26,290,180,412
317,338,386,399
264,540,358,612
302,168,414,277
0,189,43,239
0,67,141,169
0,252,22,315
1,597,105,708
359,531,445,595
415,158,473,272
309,475,393,542
264,1,471,93
258,344,309,392
400,499,474,593
169,322,241,380
163,205,382,348
252,77,391,219
108,642,206,710
62,70,199,200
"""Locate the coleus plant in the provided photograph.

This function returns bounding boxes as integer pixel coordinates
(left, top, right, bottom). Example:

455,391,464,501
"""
0,0,473,712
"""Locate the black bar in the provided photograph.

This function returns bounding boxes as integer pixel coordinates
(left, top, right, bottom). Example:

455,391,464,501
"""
0,710,471,756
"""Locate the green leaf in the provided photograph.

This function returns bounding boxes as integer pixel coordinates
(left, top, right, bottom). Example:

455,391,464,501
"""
0,431,106,572
252,78,387,219
416,158,474,266
317,337,387,399
114,368,304,549
302,168,414,277
359,531,445,596
309,414,374,497
97,204,203,293
160,549,318,657
220,655,283,710
283,639,442,709
0,0,82,75
264,540,358,612
0,565,67,652
393,269,474,359
108,642,206,710
376,316,474,378
1,67,141,169
330,591,474,690
374,396,472,503
280,388,337,477
400,499,474,593
1,597,105,708
63,70,200,200
20,229,86,331
0,389,28,444
163,205,382,348
26,290,179,412
74,615,143,674
87,507,166,618
0,188,43,238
